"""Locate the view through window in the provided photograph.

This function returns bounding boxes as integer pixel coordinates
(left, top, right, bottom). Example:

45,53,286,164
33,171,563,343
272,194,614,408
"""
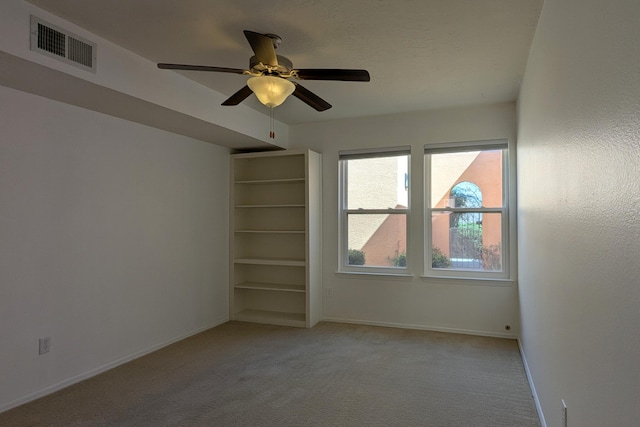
426,141,508,277
339,141,510,279
339,148,410,272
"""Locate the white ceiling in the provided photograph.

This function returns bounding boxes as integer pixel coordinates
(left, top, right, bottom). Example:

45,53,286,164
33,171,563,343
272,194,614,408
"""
26,0,542,125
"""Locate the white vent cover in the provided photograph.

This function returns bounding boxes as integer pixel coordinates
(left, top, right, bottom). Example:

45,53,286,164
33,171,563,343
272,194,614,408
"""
30,16,97,73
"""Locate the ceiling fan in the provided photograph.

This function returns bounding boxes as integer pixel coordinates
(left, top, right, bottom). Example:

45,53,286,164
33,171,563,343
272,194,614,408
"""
157,30,370,112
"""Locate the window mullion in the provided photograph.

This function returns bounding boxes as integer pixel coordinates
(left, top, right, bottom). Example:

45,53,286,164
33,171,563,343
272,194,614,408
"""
430,207,503,214
346,208,408,215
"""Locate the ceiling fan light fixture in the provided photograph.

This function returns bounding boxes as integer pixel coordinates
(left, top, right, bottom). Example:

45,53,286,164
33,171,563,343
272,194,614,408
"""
247,76,295,108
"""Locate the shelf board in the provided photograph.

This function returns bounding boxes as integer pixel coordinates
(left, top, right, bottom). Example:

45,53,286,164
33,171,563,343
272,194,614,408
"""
235,178,305,185
235,204,305,208
234,309,306,328
234,257,306,267
235,229,305,234
235,282,305,293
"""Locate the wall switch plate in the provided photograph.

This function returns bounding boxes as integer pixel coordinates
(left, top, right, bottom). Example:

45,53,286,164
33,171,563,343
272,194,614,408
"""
39,337,51,355
562,399,567,427
324,287,333,297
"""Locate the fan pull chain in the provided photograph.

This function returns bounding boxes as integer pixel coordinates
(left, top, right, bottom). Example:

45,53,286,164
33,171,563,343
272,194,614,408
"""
269,107,275,139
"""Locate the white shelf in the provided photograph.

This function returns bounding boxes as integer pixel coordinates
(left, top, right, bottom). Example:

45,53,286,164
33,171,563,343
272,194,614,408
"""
234,309,306,328
235,230,305,234
235,204,305,208
235,178,305,185
235,282,305,293
234,257,306,267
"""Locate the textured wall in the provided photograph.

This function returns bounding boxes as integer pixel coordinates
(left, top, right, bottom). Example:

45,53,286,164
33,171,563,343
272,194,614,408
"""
517,0,640,425
0,86,230,411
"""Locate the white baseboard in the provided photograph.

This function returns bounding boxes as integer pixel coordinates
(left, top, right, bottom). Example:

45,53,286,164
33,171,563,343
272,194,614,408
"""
0,316,229,414
322,317,519,339
518,338,547,427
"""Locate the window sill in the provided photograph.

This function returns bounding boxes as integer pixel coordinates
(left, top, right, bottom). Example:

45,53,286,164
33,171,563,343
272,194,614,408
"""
421,275,515,287
332,271,515,286
335,271,414,281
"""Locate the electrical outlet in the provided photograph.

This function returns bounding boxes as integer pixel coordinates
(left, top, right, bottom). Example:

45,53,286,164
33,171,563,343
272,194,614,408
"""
39,337,51,355
324,287,333,297
562,399,567,427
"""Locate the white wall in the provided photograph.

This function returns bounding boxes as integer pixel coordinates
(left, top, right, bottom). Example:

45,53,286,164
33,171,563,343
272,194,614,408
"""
0,85,230,411
517,0,640,425
291,103,520,337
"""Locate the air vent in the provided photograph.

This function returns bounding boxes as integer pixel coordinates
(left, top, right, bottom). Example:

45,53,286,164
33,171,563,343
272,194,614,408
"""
30,16,97,73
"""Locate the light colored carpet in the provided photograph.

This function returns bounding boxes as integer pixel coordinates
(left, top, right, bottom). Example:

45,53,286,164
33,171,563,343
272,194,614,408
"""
1,321,540,426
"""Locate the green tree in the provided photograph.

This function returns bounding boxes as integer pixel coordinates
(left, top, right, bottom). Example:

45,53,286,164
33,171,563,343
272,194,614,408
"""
390,249,452,268
390,251,406,267
432,247,451,268
348,249,365,265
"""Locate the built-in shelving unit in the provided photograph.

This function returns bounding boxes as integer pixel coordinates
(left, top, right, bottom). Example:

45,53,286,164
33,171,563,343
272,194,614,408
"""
230,149,321,328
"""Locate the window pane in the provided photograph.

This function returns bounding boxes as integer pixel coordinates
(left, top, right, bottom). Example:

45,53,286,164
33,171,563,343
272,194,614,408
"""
348,213,407,268
430,150,503,208
431,212,502,272
347,156,409,209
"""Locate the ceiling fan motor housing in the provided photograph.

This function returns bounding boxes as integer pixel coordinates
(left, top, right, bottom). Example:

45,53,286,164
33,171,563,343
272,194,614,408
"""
249,55,293,76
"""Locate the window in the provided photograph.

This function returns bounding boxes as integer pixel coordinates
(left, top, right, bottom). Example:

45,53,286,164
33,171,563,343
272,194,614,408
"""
425,140,510,279
339,147,410,274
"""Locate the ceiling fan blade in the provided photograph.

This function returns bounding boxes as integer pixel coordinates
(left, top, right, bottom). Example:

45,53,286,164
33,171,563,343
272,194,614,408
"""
243,30,278,67
157,63,247,74
221,85,254,106
292,83,332,111
294,69,371,82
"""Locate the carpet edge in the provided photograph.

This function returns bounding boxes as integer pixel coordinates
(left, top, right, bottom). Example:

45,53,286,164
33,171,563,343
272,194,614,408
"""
0,316,229,414
323,317,519,339
518,338,547,427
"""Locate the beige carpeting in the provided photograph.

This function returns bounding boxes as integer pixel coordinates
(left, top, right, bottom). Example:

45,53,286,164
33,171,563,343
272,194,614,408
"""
1,321,540,426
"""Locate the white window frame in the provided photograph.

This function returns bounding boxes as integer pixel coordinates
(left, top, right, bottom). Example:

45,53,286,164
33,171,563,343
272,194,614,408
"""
424,139,512,280
338,146,411,275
